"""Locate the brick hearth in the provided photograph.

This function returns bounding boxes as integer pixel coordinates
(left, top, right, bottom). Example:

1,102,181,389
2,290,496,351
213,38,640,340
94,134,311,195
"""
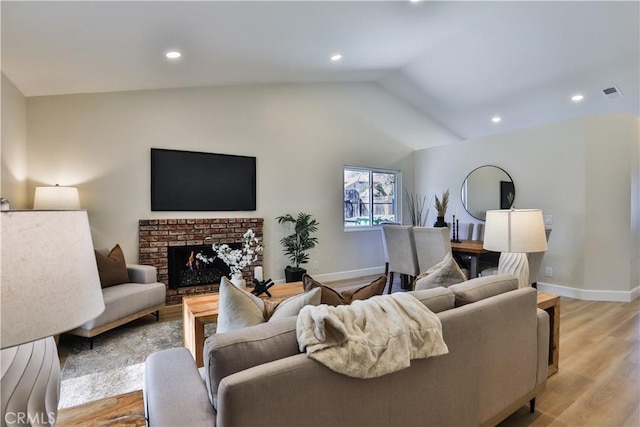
138,218,264,305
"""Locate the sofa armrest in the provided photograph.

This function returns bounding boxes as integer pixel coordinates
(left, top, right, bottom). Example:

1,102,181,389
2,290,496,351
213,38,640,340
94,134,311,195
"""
145,348,216,427
536,308,550,385
127,264,157,284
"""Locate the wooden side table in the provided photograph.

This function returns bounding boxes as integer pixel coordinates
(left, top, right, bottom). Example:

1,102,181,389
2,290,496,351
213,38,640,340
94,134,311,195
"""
182,281,304,367
536,292,560,377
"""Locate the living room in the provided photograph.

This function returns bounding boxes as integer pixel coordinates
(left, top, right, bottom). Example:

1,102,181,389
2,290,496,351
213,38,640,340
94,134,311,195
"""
1,1,639,426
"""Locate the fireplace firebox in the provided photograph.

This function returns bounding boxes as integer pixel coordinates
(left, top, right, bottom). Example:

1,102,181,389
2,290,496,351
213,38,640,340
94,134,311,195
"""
167,243,240,289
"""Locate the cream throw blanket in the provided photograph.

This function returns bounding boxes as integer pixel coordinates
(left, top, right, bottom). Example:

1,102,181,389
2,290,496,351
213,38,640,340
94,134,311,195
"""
296,293,448,379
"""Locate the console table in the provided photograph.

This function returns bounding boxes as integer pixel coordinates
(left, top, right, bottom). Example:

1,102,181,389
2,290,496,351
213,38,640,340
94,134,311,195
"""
182,281,304,367
537,292,560,377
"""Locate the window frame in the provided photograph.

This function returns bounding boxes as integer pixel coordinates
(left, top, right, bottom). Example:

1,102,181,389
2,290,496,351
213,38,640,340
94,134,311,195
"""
343,165,401,232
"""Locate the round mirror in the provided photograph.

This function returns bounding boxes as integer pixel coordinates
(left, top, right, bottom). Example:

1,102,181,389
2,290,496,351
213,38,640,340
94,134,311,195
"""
461,165,515,220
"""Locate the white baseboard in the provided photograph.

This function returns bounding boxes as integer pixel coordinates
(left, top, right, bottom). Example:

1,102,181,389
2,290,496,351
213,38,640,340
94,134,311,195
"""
537,281,640,302
274,266,386,284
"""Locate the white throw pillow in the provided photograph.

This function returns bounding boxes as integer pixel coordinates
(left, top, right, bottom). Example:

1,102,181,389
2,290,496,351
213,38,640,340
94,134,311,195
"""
413,253,467,290
216,277,321,333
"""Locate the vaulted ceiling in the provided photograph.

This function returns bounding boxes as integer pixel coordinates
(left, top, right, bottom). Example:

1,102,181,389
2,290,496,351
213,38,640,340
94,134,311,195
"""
2,1,638,140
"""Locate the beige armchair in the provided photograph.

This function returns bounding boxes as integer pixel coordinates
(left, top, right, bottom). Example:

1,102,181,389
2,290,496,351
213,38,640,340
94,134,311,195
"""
67,259,166,348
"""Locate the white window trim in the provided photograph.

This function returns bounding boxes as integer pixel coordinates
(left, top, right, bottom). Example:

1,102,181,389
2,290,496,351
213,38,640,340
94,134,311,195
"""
343,166,402,232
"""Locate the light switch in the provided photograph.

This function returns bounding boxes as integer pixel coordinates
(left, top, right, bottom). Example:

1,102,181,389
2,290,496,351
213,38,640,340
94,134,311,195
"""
545,215,553,225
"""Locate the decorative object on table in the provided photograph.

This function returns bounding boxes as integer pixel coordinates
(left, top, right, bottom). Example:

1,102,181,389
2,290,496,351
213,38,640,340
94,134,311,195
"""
251,278,275,297
0,197,10,210
404,188,428,226
275,212,319,282
483,208,548,288
33,184,81,210
451,214,461,243
196,228,263,290
1,210,105,426
433,189,449,227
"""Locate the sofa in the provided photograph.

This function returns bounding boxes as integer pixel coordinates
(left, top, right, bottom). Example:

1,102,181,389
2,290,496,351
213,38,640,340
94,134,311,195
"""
144,274,549,427
67,262,166,347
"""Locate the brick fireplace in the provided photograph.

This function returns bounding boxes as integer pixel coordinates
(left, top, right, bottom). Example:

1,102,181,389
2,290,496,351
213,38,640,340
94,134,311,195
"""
138,218,264,305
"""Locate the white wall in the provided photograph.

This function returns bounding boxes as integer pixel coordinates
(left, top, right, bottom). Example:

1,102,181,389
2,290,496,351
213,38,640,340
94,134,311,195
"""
1,73,28,209
25,82,458,282
415,114,640,301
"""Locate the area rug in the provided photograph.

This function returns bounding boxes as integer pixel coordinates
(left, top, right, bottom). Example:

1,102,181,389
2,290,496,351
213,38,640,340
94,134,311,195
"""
59,320,216,408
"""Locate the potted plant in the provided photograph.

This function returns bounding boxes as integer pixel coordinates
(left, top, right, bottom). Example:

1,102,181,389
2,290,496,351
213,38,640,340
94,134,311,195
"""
434,189,449,227
276,212,319,282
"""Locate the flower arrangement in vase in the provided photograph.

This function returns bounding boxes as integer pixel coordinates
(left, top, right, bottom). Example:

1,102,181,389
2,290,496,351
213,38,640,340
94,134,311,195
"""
434,189,450,227
196,229,263,289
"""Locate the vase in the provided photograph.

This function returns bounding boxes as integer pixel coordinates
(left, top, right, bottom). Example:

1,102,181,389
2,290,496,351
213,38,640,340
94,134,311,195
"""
230,273,247,290
434,216,447,227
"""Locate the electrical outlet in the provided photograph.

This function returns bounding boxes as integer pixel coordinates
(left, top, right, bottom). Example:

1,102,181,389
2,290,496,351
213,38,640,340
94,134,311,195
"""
545,267,553,277
313,260,319,270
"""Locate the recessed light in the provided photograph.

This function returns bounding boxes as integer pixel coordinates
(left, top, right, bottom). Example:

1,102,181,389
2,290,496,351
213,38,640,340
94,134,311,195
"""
571,94,584,102
491,116,502,123
410,0,422,3
330,54,342,62
165,51,182,59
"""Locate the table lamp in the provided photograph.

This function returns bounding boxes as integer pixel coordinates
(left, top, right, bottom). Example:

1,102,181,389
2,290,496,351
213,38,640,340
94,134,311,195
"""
483,208,548,288
33,185,80,210
1,210,105,426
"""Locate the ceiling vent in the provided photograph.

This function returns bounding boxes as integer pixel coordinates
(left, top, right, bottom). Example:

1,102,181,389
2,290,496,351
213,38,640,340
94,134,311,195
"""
602,86,622,100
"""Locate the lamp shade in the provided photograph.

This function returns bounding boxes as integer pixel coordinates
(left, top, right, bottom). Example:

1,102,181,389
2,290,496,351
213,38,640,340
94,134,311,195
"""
33,186,80,210
483,209,548,253
1,210,105,349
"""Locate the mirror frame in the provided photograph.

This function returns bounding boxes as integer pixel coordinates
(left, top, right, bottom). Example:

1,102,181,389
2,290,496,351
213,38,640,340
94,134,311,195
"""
461,165,515,220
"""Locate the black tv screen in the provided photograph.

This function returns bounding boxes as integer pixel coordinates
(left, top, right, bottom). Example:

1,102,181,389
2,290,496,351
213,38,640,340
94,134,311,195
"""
151,148,256,211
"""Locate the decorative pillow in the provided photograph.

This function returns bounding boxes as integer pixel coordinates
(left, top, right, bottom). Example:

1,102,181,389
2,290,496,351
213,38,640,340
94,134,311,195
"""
216,277,321,334
94,244,130,288
413,253,467,290
302,274,387,306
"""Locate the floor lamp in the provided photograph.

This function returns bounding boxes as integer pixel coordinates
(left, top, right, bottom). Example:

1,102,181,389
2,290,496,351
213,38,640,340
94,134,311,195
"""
483,209,548,288
1,210,105,427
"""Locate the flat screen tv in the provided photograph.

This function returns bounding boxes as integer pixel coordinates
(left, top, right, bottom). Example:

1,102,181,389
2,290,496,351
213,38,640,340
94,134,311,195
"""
151,148,256,211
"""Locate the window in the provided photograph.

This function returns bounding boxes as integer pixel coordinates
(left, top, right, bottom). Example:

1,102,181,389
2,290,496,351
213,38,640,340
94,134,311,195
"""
344,166,399,229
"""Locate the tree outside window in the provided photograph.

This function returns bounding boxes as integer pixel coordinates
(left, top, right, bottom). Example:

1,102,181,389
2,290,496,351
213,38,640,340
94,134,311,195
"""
344,167,399,228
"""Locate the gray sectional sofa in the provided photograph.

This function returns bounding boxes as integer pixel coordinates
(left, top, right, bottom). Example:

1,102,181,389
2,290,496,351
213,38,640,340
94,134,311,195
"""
145,274,549,427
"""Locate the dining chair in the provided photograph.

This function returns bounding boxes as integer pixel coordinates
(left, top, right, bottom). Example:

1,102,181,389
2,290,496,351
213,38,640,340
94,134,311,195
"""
379,221,401,278
381,224,420,294
457,223,474,240
412,227,452,273
473,223,484,241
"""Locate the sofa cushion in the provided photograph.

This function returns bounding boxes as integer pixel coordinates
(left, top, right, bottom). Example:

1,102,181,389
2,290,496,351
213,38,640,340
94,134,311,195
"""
414,253,467,290
94,244,130,288
78,281,166,330
408,287,456,313
216,277,321,334
448,274,518,306
302,274,386,306
204,316,299,409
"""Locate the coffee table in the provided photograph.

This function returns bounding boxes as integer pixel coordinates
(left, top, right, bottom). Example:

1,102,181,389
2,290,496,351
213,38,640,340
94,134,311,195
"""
182,281,304,367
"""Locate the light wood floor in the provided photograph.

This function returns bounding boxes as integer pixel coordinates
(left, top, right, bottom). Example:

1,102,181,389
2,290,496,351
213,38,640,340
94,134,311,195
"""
57,276,639,426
